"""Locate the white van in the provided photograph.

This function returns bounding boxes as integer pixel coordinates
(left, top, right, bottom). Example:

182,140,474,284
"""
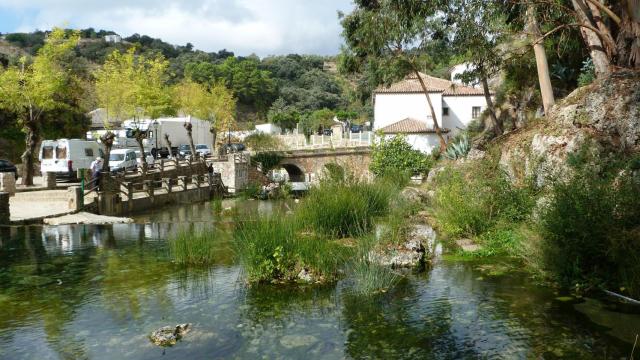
40,139,103,178
109,149,138,173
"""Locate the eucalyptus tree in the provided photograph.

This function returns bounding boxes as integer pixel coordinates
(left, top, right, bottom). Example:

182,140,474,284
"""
0,28,80,185
340,0,449,151
447,0,508,134
174,78,236,156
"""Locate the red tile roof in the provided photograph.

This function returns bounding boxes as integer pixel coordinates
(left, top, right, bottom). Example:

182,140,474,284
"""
374,72,486,96
378,117,451,134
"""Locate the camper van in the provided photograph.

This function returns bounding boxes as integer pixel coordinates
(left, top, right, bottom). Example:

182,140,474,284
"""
39,139,103,179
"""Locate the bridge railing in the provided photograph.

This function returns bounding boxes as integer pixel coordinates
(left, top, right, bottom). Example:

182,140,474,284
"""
276,131,374,150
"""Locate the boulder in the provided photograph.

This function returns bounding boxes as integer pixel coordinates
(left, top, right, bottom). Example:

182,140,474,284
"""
370,224,435,268
149,323,191,347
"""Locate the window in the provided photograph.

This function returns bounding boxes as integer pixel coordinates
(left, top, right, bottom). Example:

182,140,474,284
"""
472,106,482,119
42,146,54,159
55,145,67,159
443,107,449,116
127,152,135,161
85,148,94,157
110,154,124,161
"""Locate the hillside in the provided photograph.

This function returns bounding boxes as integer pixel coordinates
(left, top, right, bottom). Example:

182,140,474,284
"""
0,28,362,162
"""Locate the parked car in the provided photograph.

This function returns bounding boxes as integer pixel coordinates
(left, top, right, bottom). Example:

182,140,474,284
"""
109,149,138,173
39,139,103,180
350,124,363,133
134,150,155,168
322,129,333,136
195,144,211,157
222,143,246,153
178,144,192,159
0,159,17,180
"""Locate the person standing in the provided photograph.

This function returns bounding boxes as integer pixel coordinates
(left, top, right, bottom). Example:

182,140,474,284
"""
90,157,103,190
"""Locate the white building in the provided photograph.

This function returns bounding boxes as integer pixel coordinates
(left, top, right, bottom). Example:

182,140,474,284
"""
104,34,122,43
255,123,282,135
373,72,488,153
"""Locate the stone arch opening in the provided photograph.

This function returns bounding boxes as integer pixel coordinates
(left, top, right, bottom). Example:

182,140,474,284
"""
281,163,306,182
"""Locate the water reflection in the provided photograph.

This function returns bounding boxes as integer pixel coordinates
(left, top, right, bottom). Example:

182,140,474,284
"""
0,201,638,359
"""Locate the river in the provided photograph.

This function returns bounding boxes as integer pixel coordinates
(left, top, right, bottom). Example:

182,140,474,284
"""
0,200,638,359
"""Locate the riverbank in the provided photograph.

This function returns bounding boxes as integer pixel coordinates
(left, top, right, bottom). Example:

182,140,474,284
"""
422,73,640,299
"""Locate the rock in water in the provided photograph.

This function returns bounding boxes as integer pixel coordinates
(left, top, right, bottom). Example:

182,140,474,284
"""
149,323,192,346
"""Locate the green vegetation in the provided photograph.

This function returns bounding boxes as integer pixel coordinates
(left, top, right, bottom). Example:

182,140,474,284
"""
444,135,471,160
244,133,284,152
298,178,396,238
348,236,400,295
169,227,223,266
233,215,351,283
432,154,536,239
539,160,640,297
370,135,433,177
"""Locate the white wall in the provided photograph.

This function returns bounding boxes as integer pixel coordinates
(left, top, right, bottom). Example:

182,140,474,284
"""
382,134,441,154
255,123,281,135
442,95,487,137
374,93,443,130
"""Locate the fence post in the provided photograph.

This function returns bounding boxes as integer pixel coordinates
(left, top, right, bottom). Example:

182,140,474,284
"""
165,178,172,193
0,192,10,224
127,183,133,200
68,186,83,211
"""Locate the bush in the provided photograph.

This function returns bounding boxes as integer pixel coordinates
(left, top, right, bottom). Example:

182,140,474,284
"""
245,132,284,151
444,134,470,160
251,152,283,174
432,155,536,238
370,135,432,177
540,166,640,296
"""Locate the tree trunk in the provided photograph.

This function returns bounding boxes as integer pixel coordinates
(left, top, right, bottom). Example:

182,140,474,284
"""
134,131,148,174
164,134,172,158
527,5,556,115
412,68,447,151
20,119,38,186
616,3,640,69
100,131,115,172
210,127,217,154
479,69,503,136
571,0,612,77
184,122,197,160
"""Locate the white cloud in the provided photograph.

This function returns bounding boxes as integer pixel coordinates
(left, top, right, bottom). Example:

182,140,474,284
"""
0,0,353,56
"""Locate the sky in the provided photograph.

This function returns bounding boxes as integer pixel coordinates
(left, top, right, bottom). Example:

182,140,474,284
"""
0,0,354,56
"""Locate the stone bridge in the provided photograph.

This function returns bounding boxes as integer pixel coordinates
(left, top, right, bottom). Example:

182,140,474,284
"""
273,147,372,182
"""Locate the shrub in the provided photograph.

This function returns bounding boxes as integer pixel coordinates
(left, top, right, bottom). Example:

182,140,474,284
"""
540,167,640,296
370,135,432,177
244,132,284,151
577,58,595,87
432,155,536,238
251,152,283,174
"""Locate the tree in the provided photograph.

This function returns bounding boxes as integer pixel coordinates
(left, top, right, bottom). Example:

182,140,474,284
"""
174,78,236,155
94,48,137,171
95,48,174,172
526,4,556,114
267,98,300,131
0,28,80,185
340,1,448,151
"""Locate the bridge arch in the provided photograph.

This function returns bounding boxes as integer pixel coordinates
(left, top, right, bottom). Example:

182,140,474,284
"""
280,163,306,182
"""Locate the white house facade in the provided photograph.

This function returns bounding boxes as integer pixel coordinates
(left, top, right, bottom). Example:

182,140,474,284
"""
373,72,489,153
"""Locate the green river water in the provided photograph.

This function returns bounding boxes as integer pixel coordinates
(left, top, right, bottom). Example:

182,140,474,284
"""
1,200,639,359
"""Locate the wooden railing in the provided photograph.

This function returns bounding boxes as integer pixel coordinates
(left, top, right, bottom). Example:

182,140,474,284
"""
83,158,224,202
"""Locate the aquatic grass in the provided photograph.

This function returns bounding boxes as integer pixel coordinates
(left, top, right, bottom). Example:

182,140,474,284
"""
233,214,352,283
233,214,298,282
297,178,396,238
349,236,399,295
169,227,225,266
